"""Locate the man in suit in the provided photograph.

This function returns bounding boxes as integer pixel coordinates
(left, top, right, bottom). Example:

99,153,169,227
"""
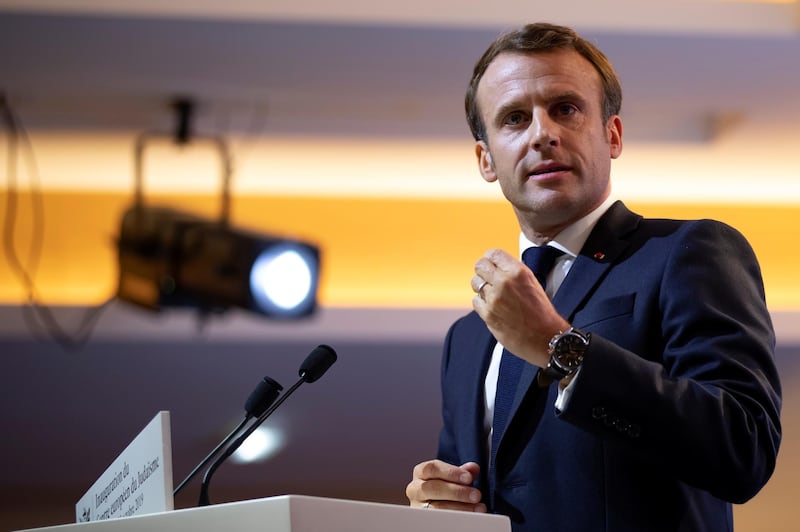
405,23,782,531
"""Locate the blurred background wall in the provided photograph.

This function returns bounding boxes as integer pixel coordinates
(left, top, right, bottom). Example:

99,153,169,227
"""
1,1,799,530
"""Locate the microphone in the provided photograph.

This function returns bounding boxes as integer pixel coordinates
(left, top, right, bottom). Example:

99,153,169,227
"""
173,375,283,497
245,376,285,417
298,343,337,383
197,344,337,506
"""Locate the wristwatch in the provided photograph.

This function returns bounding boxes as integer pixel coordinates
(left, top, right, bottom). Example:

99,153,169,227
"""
544,326,591,381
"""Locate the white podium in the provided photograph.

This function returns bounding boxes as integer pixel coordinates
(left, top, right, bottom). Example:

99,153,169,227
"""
18,495,511,532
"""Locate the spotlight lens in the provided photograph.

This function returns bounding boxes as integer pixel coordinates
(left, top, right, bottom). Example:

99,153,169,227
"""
250,245,316,314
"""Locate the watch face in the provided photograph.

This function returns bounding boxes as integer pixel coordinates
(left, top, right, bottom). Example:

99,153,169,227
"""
555,334,587,370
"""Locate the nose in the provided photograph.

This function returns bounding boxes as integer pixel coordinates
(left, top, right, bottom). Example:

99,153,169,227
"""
529,109,559,151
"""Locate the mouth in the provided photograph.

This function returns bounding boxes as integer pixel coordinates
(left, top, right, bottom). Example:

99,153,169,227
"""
528,163,572,178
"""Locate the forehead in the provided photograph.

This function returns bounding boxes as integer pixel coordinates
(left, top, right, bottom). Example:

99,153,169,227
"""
476,49,603,108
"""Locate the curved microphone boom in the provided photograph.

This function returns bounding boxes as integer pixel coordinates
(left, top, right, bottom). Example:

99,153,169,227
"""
197,344,337,506
173,375,283,497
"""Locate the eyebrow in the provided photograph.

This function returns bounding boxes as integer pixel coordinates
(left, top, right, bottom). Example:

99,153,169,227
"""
551,90,588,107
491,89,591,125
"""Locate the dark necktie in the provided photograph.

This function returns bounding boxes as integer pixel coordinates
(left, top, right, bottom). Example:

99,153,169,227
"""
489,245,564,501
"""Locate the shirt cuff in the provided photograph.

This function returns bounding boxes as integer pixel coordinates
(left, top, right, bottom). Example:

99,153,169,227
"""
554,368,582,412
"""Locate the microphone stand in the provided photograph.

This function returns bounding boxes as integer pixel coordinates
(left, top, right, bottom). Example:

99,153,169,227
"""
174,376,282,498
195,344,336,506
197,377,307,506
173,416,250,497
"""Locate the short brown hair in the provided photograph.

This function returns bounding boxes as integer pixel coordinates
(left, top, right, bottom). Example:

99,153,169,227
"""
465,23,622,141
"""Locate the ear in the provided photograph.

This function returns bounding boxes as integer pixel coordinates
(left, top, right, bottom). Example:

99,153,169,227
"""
475,140,497,183
607,115,623,159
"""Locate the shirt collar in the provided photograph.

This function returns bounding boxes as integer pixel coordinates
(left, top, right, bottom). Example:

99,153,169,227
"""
518,195,616,258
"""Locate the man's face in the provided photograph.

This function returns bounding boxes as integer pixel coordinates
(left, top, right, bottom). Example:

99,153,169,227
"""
474,49,623,238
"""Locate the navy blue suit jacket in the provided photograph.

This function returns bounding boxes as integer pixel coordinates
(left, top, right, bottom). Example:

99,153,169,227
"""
436,202,782,532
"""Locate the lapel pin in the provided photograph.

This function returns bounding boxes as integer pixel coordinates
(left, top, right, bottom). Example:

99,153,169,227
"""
593,252,606,260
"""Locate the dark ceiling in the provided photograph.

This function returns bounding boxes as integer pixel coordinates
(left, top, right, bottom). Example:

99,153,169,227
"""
2,12,800,142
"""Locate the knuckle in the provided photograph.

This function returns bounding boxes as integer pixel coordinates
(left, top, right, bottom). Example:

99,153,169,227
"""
417,460,441,480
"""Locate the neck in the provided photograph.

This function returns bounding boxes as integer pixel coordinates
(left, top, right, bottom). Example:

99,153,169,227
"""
517,214,572,245
525,230,560,246
518,191,612,246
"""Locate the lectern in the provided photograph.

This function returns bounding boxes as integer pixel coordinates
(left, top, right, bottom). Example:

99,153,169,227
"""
17,495,511,532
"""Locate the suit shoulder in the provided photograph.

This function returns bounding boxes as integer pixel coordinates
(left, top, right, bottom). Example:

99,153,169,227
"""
639,216,754,249
630,213,752,246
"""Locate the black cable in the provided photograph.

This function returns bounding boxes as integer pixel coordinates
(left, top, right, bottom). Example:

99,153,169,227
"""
0,92,111,351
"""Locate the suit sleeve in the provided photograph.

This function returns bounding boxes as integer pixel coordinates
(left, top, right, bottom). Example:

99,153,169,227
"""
559,219,782,503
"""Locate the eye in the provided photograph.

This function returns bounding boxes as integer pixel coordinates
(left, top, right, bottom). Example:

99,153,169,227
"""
503,111,528,126
554,102,578,117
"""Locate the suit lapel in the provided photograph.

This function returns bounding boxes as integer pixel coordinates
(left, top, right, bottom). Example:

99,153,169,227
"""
500,202,641,449
555,201,640,321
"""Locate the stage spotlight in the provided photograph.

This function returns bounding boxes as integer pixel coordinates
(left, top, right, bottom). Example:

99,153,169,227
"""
116,205,320,319
115,100,321,320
